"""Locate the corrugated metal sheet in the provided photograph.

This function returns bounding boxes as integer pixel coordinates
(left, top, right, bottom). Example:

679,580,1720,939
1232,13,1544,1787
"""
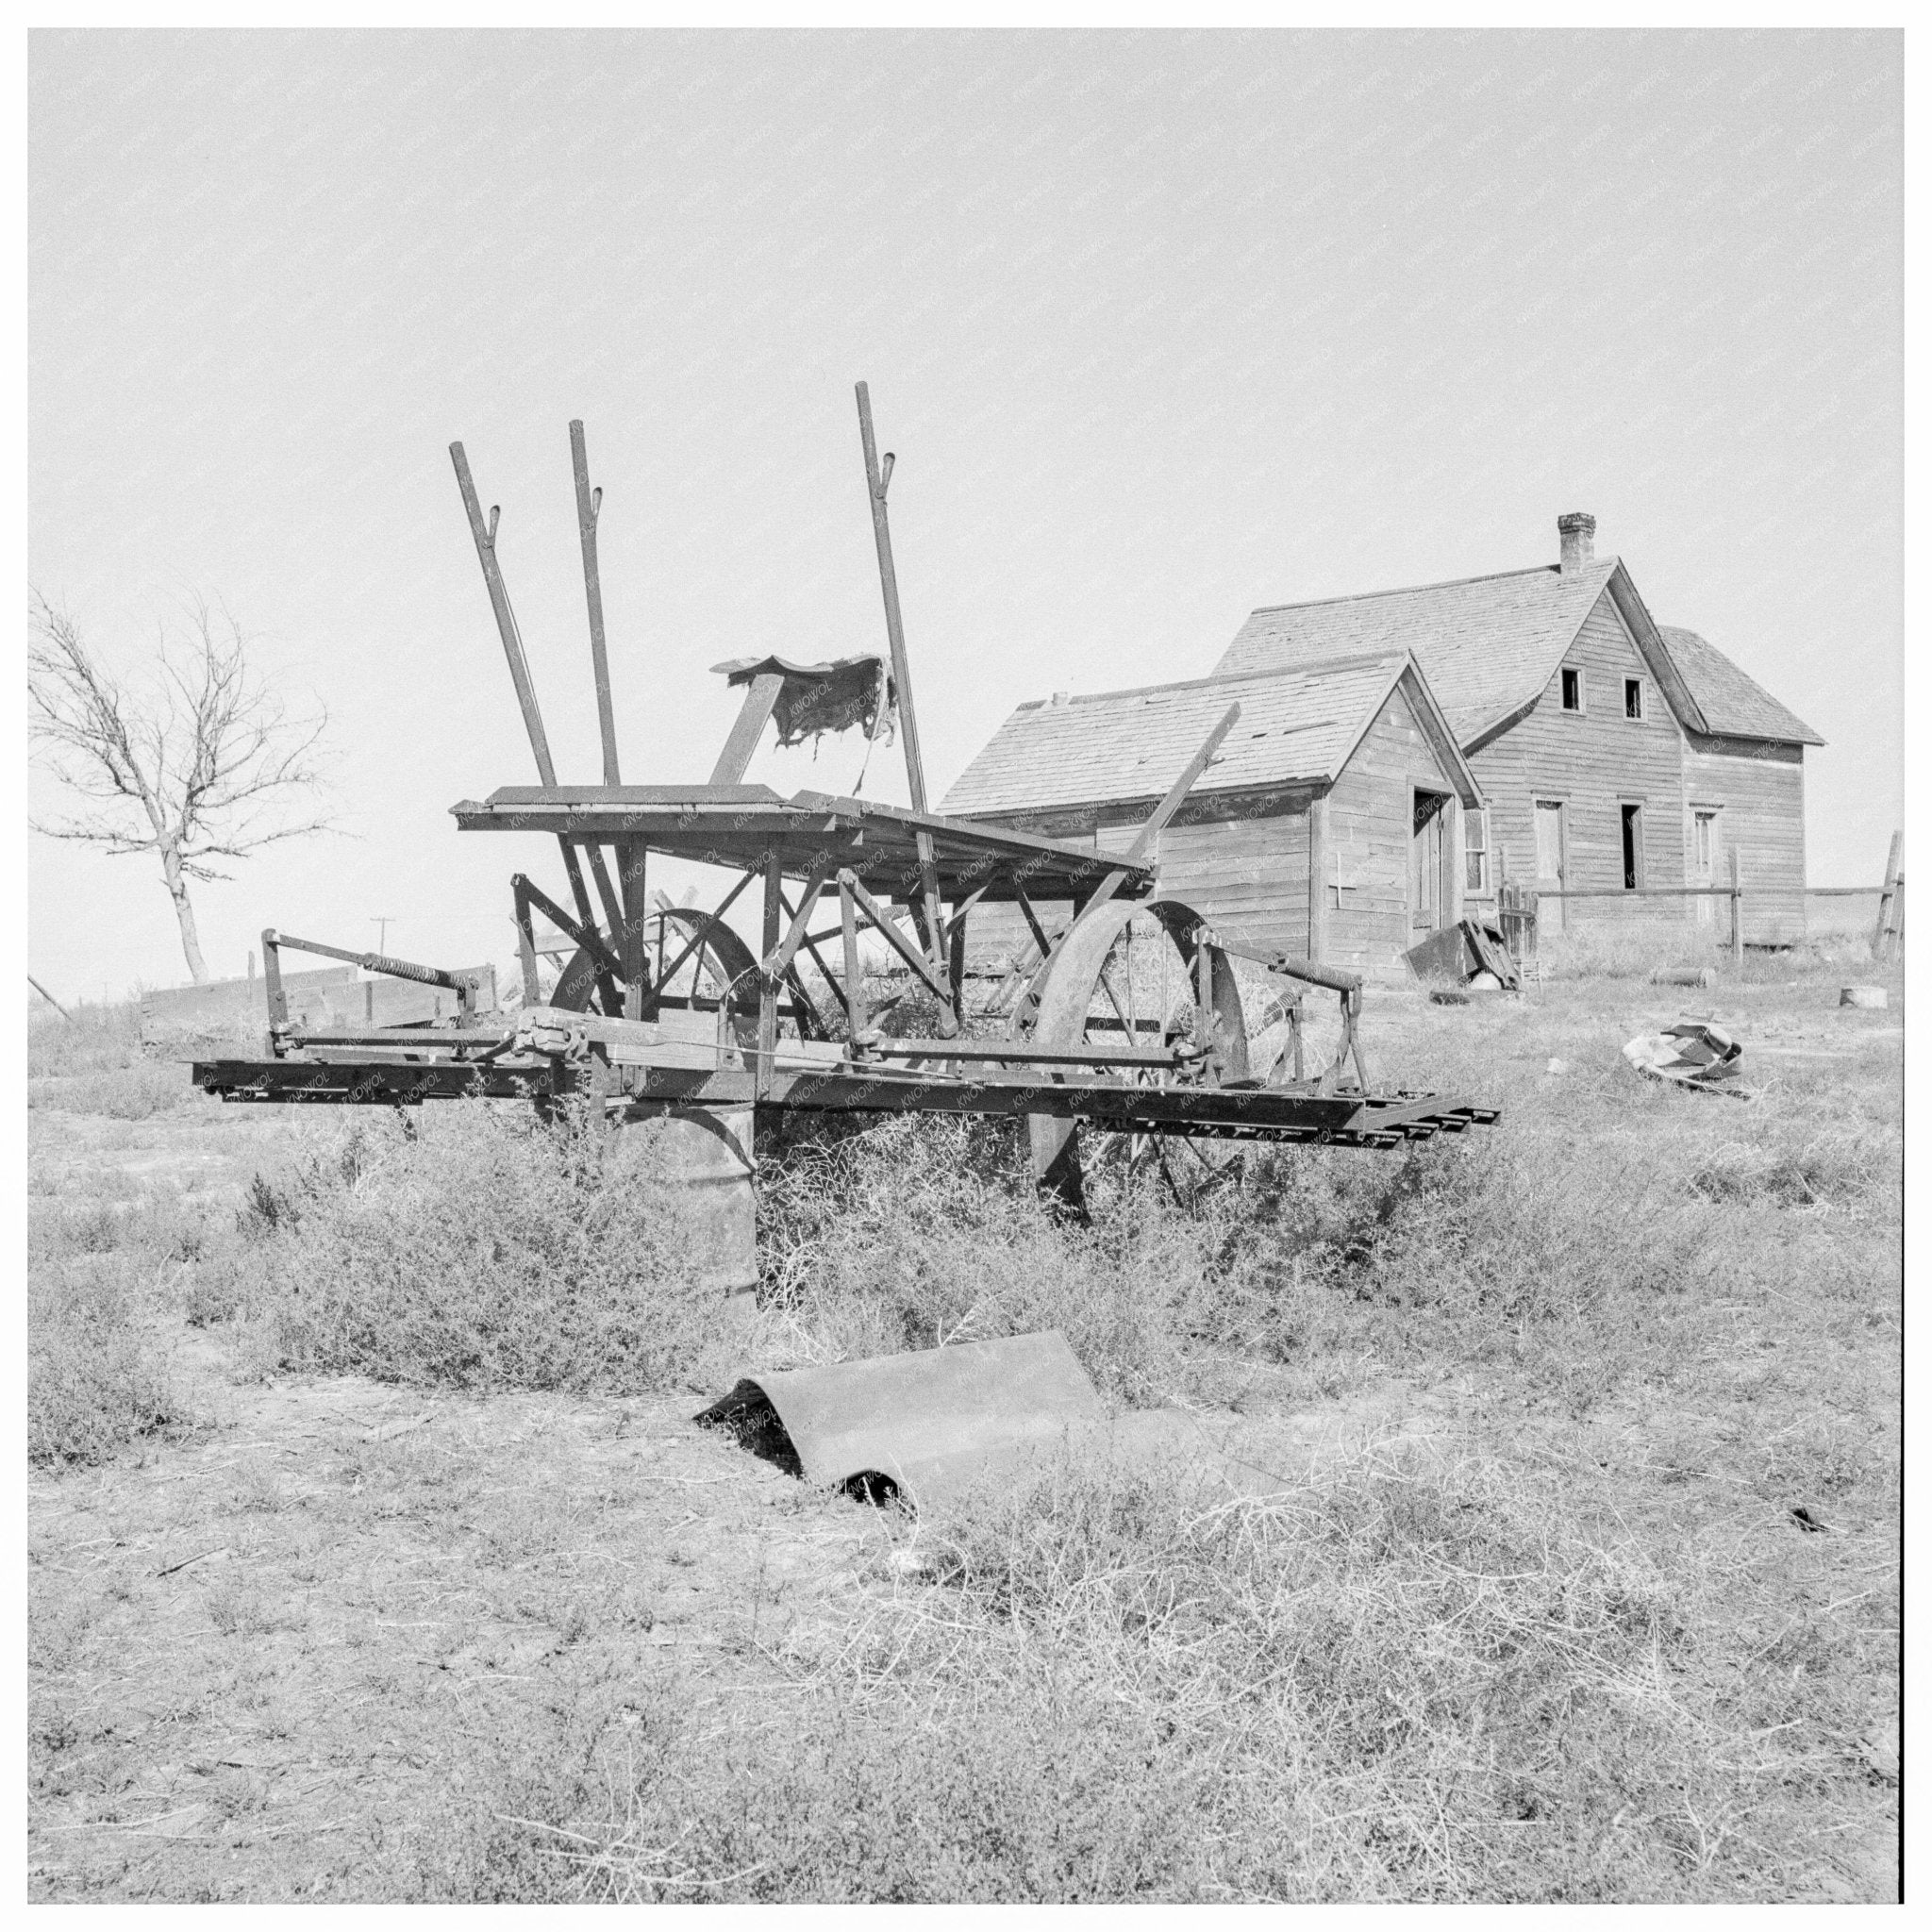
1658,626,1824,745
940,654,1407,819
1214,561,1618,745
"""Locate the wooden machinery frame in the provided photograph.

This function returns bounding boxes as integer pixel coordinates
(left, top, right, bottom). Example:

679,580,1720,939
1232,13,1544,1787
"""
192,387,1498,1204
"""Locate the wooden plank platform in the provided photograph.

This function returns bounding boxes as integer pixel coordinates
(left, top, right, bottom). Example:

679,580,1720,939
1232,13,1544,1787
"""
449,784,1154,903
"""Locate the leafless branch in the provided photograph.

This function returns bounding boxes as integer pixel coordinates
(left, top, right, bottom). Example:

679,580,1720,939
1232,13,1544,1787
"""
27,591,336,983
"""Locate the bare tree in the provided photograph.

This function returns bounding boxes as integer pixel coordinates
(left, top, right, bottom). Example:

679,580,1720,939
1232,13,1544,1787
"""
28,592,332,984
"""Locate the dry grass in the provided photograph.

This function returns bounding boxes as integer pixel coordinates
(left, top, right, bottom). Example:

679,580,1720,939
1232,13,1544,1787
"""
28,1257,187,1469
27,1098,223,1467
212,1101,747,1398
26,957,1902,1901
756,1112,1220,1402
425,1428,1896,1903
29,1001,197,1120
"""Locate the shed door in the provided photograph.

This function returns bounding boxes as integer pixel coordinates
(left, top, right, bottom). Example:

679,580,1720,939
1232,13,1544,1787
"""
1534,799,1566,930
1691,808,1722,926
1412,791,1451,932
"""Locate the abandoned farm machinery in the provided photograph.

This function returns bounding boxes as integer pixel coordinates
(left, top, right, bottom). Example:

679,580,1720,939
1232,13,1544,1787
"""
192,387,1499,1217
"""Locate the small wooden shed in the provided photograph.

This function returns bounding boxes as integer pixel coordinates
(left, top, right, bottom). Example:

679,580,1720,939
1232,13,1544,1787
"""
941,651,1482,974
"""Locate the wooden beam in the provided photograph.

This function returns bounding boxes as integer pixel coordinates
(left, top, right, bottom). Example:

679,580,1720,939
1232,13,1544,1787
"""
1081,702,1242,924
709,673,786,786
1873,831,1903,960
512,878,541,1008
1307,795,1329,964
777,886,852,1021
619,841,647,1023
758,846,784,1091
655,869,757,995
1127,703,1241,865
855,381,948,988
569,419,622,788
512,875,625,987
839,870,953,1004
450,438,608,950
841,877,869,1043
762,863,837,984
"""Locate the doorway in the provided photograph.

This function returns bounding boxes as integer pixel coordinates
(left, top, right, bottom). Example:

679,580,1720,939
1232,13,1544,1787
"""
1411,789,1452,933
1691,808,1721,926
1620,803,1644,891
1534,798,1567,929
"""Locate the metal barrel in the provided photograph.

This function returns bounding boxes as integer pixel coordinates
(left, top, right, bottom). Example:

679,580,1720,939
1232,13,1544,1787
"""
607,1101,758,1298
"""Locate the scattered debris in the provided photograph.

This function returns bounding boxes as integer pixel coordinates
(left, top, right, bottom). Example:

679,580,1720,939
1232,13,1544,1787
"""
1405,918,1521,992
1840,986,1888,1009
1857,1722,1901,1784
1649,965,1716,988
362,1412,434,1444
155,1546,234,1578
1622,1018,1749,1099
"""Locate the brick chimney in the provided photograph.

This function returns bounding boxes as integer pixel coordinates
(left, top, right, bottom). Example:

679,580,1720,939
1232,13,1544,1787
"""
1557,511,1596,574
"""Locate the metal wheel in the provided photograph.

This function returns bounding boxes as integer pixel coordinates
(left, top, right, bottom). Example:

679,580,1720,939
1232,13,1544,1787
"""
552,908,763,1056
1018,895,1254,1209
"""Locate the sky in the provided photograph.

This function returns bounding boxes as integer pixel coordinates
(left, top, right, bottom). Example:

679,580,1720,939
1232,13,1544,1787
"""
28,28,1902,1002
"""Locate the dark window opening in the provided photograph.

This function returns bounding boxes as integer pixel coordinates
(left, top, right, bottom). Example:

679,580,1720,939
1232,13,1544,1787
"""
1561,667,1583,711
1625,677,1643,719
1621,804,1643,891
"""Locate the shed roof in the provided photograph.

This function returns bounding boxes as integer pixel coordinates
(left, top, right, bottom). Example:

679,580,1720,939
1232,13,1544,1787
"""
1657,627,1824,745
940,652,1477,820
1214,561,1620,744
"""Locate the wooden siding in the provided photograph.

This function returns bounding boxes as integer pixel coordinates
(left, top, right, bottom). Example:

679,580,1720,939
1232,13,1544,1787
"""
953,680,1464,974
1158,810,1310,956
1467,589,1689,927
1682,735,1807,944
1321,681,1465,972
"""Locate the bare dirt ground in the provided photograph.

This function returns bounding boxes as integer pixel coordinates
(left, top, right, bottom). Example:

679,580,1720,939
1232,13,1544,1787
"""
26,956,1903,1902
27,1322,1447,1901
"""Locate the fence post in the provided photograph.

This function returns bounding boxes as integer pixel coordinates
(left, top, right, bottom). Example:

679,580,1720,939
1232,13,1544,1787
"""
1728,850,1743,968
1873,831,1904,960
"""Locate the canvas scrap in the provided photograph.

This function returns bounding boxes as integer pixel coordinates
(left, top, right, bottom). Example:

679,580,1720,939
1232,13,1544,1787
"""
711,653,896,750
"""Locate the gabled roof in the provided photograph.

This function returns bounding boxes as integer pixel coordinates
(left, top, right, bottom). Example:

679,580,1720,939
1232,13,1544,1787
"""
1215,555,1821,752
940,651,1480,821
1658,627,1824,746
1214,561,1620,745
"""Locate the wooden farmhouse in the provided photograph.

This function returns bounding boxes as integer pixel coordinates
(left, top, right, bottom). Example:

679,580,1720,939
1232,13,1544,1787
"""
941,652,1483,976
1214,514,1824,944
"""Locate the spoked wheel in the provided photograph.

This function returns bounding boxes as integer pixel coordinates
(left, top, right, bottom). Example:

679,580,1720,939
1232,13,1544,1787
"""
552,908,762,1058
1017,895,1256,1212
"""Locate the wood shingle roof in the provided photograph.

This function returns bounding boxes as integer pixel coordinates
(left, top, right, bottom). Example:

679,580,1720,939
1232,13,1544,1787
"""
1214,561,1619,745
1215,557,1821,751
1658,627,1824,745
940,653,1476,819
